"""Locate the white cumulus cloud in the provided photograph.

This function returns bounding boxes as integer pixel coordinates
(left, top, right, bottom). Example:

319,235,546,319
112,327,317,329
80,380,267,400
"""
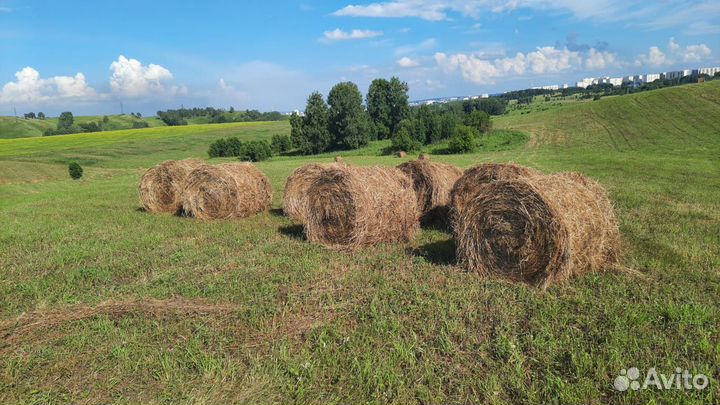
396,56,420,68
435,45,611,84
635,38,712,66
109,55,184,98
322,28,383,42
0,67,97,104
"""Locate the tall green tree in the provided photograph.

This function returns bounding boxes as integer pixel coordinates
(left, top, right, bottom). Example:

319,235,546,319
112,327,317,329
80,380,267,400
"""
292,92,332,155
367,78,392,139
387,77,410,135
328,82,373,150
58,112,74,129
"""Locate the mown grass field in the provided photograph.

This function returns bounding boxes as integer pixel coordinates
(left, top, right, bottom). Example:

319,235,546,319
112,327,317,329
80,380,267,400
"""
1,82,719,404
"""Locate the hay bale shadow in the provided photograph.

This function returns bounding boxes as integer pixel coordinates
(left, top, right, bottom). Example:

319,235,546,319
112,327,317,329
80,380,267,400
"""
279,224,305,240
409,238,456,266
269,208,285,217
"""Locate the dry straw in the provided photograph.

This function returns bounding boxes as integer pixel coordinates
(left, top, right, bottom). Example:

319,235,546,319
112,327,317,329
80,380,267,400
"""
304,165,419,251
450,163,542,222
397,159,463,224
454,171,621,288
181,163,272,220
138,159,202,213
283,163,341,222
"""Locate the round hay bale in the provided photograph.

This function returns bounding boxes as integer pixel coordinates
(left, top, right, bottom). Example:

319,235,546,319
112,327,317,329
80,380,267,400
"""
397,151,407,158
283,163,340,222
454,172,621,288
304,165,419,251
397,159,463,224
180,163,272,220
138,159,203,213
418,153,430,161
334,155,343,163
450,163,541,222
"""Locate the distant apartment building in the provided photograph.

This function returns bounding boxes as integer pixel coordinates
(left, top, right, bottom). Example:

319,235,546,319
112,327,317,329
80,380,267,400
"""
646,73,661,82
609,77,623,87
700,66,720,76
576,78,595,88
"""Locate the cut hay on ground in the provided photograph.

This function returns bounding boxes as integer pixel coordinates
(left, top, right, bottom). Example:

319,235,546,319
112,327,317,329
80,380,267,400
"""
304,165,419,251
180,163,272,220
138,159,202,213
454,171,621,289
283,163,340,222
397,159,463,224
0,298,241,349
450,163,542,222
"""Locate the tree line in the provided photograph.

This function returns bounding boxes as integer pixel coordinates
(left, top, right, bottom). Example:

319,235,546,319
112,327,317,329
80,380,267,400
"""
42,112,148,136
156,107,286,126
23,112,47,120
290,77,498,155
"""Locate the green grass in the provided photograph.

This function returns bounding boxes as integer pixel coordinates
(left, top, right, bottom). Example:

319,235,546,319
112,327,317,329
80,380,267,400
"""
0,82,719,404
0,114,165,139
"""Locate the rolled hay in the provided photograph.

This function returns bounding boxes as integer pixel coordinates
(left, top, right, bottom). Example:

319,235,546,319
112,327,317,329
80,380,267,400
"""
418,153,430,161
283,163,340,222
455,172,621,289
450,163,542,222
180,163,272,220
304,165,419,251
138,159,203,213
334,155,343,163
397,159,463,224
397,151,407,158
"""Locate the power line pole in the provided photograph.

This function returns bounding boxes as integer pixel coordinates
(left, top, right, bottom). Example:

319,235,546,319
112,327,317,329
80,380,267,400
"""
13,106,18,120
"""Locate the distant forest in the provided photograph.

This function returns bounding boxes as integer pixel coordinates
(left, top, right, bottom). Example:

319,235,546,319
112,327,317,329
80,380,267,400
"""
156,107,286,126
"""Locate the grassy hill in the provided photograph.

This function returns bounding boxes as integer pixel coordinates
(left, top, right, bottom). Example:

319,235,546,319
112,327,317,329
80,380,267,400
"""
0,114,166,139
0,83,718,404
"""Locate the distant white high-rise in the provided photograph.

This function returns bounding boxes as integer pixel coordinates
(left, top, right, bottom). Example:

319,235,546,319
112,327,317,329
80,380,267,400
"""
700,66,720,76
646,73,661,82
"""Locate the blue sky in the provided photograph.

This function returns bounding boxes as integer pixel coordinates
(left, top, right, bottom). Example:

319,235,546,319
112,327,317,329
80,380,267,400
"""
1,0,718,116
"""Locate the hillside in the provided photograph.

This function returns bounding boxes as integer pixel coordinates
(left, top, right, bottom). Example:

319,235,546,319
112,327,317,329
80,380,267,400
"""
0,84,718,404
0,114,165,139
495,80,720,152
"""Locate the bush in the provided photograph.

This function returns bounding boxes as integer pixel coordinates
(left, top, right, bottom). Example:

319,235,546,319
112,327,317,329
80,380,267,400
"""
68,162,83,180
464,110,491,134
390,126,421,152
447,125,477,154
271,134,292,153
239,140,273,162
132,121,150,129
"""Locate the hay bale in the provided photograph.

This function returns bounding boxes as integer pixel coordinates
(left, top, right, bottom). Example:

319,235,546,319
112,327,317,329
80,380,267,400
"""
334,155,343,163
138,159,203,213
180,163,272,220
397,159,463,224
450,163,541,221
418,153,430,160
397,151,407,158
304,165,419,251
283,163,340,222
454,171,621,288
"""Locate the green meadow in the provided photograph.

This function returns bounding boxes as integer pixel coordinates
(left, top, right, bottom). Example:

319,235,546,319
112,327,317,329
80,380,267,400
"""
0,82,718,404
0,114,166,139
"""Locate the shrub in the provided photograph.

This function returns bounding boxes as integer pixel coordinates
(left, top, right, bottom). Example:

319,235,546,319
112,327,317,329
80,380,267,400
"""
390,126,421,152
239,140,273,162
447,125,477,154
132,121,150,129
464,110,492,134
68,162,83,180
208,138,229,158
271,134,292,153
226,137,243,157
